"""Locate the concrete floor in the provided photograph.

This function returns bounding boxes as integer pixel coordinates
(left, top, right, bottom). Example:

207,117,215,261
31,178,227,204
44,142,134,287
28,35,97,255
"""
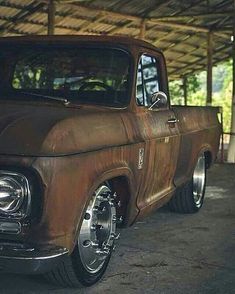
0,163,234,294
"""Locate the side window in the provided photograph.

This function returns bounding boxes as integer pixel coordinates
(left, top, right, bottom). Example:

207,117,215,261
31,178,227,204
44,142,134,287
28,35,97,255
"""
136,54,160,106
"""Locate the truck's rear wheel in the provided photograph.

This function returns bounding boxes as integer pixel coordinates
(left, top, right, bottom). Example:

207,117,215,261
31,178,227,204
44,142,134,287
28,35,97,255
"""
169,154,206,213
45,184,119,287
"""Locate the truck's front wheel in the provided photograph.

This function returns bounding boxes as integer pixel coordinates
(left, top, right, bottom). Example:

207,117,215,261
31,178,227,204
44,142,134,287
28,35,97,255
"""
169,154,206,213
45,184,119,287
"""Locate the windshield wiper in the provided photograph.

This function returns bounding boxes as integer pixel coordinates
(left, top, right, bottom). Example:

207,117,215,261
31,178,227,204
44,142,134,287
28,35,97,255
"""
21,91,70,105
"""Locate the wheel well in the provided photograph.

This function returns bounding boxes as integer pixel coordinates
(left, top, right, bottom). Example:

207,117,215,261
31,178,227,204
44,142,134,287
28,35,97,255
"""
108,176,131,227
204,151,212,169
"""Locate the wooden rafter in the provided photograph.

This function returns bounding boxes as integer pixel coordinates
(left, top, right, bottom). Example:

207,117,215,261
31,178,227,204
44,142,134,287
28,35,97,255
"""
0,1,45,35
174,52,231,78
153,11,233,21
169,42,232,76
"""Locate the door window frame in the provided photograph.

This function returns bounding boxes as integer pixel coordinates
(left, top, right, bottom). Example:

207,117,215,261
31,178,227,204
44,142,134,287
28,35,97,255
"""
135,51,170,110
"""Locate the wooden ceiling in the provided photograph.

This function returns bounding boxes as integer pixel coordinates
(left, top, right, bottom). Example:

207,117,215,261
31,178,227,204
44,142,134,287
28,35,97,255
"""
0,0,233,78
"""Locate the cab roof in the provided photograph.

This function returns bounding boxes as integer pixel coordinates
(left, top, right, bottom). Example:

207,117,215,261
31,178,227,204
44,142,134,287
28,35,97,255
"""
0,35,162,53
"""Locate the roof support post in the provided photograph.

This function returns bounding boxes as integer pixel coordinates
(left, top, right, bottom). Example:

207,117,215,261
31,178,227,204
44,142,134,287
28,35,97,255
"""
48,0,55,35
139,20,146,40
183,76,188,105
206,31,213,106
227,0,235,162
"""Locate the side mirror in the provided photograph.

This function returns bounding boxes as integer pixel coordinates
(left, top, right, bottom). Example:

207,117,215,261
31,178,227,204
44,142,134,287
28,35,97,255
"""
148,91,168,110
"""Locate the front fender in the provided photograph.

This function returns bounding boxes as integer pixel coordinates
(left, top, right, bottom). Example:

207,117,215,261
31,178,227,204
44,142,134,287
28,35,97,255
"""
31,145,141,253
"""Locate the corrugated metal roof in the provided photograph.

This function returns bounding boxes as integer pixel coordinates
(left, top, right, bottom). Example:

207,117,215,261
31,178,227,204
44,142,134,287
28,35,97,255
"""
0,0,233,78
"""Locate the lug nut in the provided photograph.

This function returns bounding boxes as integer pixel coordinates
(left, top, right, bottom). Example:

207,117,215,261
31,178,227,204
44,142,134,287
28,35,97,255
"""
91,224,97,231
83,240,91,247
96,249,109,256
109,192,117,201
97,195,104,201
101,192,110,198
84,212,91,220
91,241,99,248
117,216,123,224
104,243,112,249
93,206,99,213
111,232,120,240
114,233,120,240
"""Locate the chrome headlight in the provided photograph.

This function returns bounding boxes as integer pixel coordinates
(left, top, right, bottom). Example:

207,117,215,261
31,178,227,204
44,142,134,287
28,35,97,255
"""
0,172,30,217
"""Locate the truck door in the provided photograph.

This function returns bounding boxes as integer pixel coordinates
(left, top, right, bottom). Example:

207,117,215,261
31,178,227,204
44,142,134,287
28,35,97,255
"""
135,52,180,210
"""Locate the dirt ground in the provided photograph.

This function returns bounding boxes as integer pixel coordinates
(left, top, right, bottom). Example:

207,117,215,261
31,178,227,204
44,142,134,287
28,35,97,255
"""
0,163,234,294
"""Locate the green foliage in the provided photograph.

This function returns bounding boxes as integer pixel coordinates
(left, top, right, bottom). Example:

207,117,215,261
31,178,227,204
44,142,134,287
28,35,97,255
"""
187,75,200,94
169,74,200,105
169,60,232,132
188,91,206,106
169,80,183,105
212,78,232,133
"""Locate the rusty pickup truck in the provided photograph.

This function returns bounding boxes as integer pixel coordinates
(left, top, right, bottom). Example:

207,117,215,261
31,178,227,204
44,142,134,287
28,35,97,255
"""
0,35,221,287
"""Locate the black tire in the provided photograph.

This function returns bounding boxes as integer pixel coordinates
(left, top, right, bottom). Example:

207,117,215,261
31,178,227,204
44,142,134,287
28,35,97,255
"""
45,184,118,288
169,154,206,213
44,245,112,288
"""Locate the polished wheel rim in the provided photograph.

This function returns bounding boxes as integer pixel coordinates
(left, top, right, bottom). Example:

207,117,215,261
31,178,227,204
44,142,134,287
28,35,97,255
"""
78,185,119,273
193,154,206,206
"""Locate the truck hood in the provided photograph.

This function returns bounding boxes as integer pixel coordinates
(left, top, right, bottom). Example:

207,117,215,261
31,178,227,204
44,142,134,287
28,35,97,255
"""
0,102,129,156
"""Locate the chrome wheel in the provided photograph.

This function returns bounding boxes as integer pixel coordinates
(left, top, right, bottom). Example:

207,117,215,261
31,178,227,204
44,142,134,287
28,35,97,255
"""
193,154,206,207
78,185,119,274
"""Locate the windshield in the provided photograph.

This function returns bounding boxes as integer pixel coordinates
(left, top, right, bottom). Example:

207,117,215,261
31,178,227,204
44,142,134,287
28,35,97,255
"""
0,46,130,107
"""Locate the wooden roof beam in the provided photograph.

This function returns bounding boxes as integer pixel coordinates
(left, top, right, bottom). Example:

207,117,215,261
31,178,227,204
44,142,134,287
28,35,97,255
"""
174,53,231,77
0,26,32,36
0,16,84,34
56,2,141,22
75,15,108,34
38,1,234,36
107,21,133,35
1,1,232,35
164,48,203,59
149,0,206,19
148,20,209,33
140,0,175,17
170,42,232,76
0,1,45,35
47,1,212,34
154,11,233,21
0,1,30,10
152,27,194,48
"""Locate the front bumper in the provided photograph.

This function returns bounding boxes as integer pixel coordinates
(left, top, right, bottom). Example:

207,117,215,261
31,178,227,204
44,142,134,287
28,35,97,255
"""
0,243,69,274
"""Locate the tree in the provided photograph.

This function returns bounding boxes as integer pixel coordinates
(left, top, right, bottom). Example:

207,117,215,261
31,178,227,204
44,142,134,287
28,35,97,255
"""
169,74,200,105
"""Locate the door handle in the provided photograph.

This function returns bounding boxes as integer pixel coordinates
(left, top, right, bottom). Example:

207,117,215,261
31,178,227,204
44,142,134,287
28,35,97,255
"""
167,118,178,124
